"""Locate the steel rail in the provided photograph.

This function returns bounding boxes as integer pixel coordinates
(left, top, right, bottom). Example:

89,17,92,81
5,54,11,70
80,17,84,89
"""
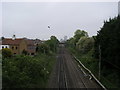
58,48,68,89
70,56,88,89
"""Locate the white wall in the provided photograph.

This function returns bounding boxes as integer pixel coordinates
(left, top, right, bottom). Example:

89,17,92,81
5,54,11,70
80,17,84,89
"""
0,45,10,50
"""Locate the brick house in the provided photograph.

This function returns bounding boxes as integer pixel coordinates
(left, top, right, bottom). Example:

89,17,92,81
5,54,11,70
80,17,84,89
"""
2,38,27,55
26,39,42,55
2,36,41,55
26,39,36,55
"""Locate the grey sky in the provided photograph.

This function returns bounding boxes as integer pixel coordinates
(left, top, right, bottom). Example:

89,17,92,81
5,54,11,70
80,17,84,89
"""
2,2,118,40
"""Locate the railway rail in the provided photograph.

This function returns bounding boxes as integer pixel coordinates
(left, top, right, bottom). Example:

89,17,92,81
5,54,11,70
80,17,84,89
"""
47,45,105,89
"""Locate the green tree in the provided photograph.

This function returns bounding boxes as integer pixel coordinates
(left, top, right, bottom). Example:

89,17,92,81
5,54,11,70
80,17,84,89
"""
76,37,94,53
22,49,28,55
37,43,49,54
67,37,75,47
67,30,88,49
94,16,120,87
45,36,59,52
2,48,12,58
74,30,88,43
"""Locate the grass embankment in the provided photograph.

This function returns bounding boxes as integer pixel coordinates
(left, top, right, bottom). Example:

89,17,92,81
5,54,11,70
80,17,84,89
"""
68,47,119,89
2,53,56,88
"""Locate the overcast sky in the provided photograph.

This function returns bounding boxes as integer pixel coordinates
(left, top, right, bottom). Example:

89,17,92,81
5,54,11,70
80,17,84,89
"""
1,2,118,40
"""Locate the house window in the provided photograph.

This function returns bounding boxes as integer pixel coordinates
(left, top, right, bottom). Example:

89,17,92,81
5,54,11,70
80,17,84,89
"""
16,47,18,49
5,46,7,48
2,46,4,49
14,53,16,55
12,46,14,50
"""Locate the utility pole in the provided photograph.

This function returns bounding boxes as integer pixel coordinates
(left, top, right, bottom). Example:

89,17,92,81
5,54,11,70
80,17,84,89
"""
99,45,101,80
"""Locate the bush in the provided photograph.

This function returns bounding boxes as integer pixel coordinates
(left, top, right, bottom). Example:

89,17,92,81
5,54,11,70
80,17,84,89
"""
2,53,56,88
2,48,12,58
22,49,28,55
37,43,49,54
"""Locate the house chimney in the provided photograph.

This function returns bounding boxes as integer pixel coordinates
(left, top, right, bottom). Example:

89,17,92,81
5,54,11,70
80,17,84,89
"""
12,34,16,40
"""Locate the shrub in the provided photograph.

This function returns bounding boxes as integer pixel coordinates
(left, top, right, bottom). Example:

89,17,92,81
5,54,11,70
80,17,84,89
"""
2,48,12,58
37,43,49,54
22,49,28,55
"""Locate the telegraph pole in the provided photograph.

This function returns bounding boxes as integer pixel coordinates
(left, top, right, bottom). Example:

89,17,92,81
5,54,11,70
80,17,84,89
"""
99,45,101,80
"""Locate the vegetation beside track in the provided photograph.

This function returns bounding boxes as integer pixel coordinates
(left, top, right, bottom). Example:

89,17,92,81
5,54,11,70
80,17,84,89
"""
2,36,59,88
66,16,120,89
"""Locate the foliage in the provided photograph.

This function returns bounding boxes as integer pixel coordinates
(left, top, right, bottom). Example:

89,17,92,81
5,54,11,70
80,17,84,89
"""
37,43,49,54
74,30,88,47
66,37,75,48
67,29,96,76
36,36,59,54
94,16,120,88
67,29,88,49
2,53,56,88
45,36,59,52
76,37,94,53
22,49,28,55
67,22,120,88
2,48,13,58
2,35,58,88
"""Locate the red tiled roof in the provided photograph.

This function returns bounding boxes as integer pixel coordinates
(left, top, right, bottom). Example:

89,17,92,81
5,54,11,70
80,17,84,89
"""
2,38,24,45
2,38,41,46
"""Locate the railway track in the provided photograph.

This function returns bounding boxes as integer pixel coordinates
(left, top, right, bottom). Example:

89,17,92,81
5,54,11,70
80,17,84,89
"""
47,46,105,89
58,49,68,88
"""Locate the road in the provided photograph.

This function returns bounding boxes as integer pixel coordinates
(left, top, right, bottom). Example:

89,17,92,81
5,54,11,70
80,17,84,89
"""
47,45,104,89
